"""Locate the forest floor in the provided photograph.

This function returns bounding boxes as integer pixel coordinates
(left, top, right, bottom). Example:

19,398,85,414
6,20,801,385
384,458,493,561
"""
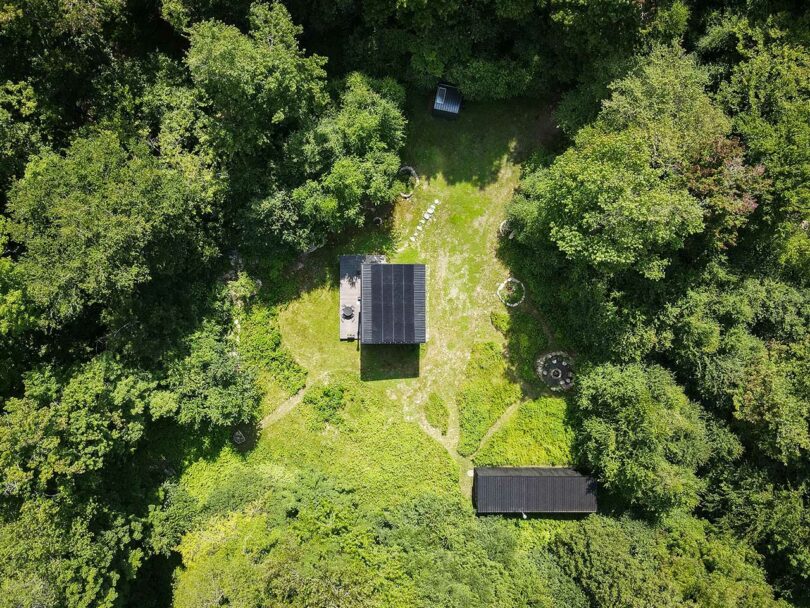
177,93,576,534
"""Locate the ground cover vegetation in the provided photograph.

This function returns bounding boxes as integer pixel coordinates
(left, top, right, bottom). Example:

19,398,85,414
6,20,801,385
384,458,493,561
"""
0,0,808,606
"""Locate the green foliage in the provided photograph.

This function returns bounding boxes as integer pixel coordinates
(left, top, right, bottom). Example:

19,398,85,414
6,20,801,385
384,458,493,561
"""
0,80,39,194
553,516,681,607
248,72,406,251
490,308,549,384
156,319,260,428
304,382,346,427
512,127,703,280
6,130,219,325
239,306,307,395
663,270,810,463
552,515,787,608
0,497,139,608
575,364,711,516
720,39,810,281
456,342,521,456
1,1,807,605
423,393,449,435
704,466,810,602
475,397,573,466
0,357,151,494
186,2,328,159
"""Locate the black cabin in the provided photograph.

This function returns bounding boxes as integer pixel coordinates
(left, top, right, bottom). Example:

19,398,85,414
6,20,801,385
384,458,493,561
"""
474,467,597,515
360,263,427,344
432,83,462,118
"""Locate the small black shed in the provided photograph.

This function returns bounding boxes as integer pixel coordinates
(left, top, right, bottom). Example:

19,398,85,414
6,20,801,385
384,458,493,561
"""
474,467,597,515
360,263,427,344
432,83,462,118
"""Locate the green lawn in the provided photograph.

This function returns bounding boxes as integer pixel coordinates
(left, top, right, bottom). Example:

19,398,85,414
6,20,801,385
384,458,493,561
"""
174,95,575,573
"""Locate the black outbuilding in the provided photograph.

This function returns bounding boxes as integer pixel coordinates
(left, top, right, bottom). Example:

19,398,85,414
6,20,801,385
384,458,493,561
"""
360,263,426,344
432,83,462,118
473,467,597,515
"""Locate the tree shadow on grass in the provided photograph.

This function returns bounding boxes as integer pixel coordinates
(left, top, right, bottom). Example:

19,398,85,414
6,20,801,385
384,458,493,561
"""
249,203,401,310
403,93,564,189
360,344,421,381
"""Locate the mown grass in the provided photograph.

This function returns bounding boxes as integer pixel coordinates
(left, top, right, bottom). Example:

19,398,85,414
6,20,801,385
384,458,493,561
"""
475,397,574,466
456,342,522,456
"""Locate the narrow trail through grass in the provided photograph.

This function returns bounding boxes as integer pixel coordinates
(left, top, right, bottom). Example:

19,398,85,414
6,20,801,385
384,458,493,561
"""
252,95,571,500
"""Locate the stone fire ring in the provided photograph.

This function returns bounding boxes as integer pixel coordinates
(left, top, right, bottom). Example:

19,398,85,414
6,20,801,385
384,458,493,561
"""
398,166,419,199
497,277,525,307
536,351,575,391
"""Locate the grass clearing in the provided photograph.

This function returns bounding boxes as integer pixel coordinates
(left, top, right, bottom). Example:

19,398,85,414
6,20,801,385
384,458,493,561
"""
171,96,578,605
456,342,522,456
475,397,575,466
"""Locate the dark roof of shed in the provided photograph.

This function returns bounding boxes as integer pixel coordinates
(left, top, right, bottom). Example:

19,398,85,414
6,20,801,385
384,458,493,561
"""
360,263,426,344
474,467,597,514
433,83,462,115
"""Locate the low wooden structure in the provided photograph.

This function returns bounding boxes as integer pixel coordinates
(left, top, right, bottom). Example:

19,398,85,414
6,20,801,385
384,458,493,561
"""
432,83,462,118
339,254,385,340
473,467,597,515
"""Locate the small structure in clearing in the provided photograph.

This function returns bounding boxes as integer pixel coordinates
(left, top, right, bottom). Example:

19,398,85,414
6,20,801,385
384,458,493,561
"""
339,256,427,344
432,83,462,119
339,254,385,340
473,467,597,515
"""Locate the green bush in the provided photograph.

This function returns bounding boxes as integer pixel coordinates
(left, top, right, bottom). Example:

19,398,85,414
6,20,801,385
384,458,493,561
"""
240,306,307,395
424,393,449,435
304,383,346,427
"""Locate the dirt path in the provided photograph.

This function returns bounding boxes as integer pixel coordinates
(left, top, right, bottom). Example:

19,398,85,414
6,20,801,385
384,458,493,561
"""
259,388,307,428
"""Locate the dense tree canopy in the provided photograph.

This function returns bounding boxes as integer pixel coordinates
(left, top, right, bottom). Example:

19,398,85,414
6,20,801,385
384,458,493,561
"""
1,0,809,606
6,131,220,325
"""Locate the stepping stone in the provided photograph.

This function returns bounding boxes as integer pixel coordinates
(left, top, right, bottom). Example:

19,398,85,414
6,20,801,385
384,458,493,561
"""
423,212,431,220
410,236,416,242
428,205,436,213
416,225,422,232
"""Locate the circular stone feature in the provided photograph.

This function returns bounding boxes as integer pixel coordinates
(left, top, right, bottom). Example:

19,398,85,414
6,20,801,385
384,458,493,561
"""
497,277,525,307
536,351,575,391
397,166,419,199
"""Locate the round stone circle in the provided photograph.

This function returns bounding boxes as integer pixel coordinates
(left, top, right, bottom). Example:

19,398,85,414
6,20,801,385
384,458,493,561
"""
397,166,419,199
536,351,575,391
497,277,525,307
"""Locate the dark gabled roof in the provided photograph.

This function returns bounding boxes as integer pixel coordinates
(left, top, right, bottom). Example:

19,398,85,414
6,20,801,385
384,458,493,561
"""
474,467,597,515
360,263,426,344
433,83,462,115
